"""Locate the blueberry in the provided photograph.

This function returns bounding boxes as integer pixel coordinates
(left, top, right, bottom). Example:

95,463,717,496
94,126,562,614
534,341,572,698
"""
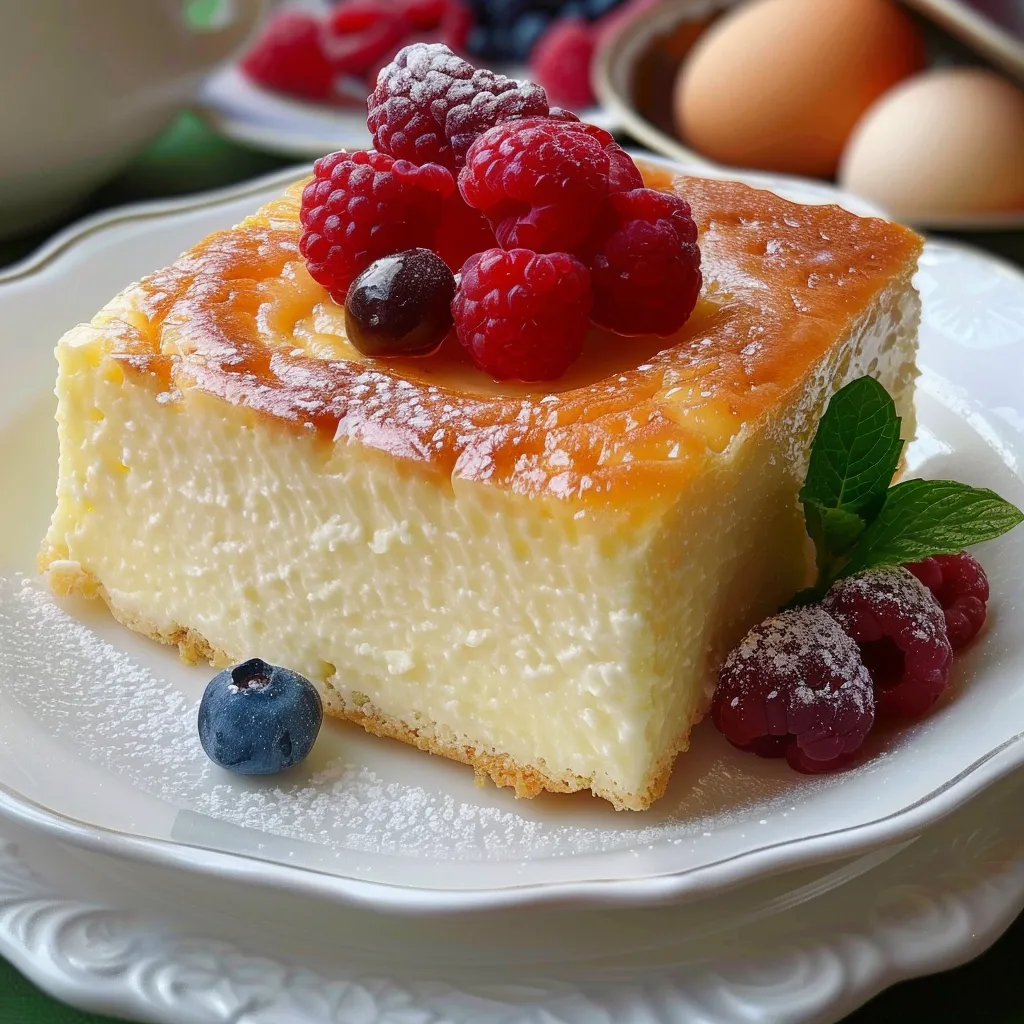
510,11,550,60
466,24,494,58
198,659,323,775
488,0,529,27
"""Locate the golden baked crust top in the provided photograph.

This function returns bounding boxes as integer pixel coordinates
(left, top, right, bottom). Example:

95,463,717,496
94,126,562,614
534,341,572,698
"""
93,164,922,510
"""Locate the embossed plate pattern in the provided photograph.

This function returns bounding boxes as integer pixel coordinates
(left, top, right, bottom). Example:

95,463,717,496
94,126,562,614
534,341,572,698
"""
0,772,1020,1023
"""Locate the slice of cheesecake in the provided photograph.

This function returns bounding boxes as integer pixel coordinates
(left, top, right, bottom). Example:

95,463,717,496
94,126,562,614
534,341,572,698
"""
40,165,922,810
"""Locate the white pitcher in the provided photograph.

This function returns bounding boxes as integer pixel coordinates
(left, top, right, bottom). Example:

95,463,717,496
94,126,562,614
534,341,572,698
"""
0,0,267,239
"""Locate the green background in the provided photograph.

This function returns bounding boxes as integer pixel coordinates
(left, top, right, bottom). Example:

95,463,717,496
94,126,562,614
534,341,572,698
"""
1,112,1022,1023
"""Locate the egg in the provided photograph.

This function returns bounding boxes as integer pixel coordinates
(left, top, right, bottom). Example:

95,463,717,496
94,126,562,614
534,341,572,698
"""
674,0,926,178
839,68,1024,220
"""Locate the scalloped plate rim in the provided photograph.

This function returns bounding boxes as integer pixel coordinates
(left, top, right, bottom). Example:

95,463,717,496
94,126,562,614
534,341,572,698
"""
0,773,1022,1024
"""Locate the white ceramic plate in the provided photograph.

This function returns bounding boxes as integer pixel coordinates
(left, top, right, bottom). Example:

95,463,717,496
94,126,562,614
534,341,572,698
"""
0,161,1023,915
198,64,615,159
198,65,373,157
0,769,1021,1024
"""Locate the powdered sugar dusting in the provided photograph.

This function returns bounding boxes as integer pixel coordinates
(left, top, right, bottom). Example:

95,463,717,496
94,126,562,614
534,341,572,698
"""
822,565,953,718
0,577,886,870
824,564,946,645
722,607,872,715
714,607,876,764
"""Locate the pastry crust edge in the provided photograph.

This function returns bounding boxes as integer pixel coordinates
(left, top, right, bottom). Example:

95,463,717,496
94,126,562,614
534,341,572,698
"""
40,551,689,812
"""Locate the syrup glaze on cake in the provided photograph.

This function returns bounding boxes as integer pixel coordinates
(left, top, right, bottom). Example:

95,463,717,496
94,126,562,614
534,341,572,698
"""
42,164,923,810
89,164,921,518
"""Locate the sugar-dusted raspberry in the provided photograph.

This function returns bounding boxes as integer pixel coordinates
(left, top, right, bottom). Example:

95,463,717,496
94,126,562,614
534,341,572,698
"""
241,11,336,102
711,607,875,773
299,150,454,304
459,118,633,255
368,43,549,171
530,17,597,110
906,551,990,650
822,565,953,719
451,247,591,381
589,188,702,336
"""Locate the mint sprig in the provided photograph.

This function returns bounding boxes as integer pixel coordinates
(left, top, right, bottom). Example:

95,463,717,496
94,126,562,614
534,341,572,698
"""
794,376,1023,603
841,479,1024,576
799,376,904,581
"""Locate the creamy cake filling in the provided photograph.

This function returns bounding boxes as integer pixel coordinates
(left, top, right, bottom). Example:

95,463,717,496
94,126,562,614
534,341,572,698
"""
42,269,918,810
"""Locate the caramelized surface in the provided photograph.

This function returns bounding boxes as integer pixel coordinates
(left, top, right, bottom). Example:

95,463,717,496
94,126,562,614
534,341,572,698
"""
102,164,922,510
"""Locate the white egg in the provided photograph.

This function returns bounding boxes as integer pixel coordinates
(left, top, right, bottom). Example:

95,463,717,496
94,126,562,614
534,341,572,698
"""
839,68,1024,221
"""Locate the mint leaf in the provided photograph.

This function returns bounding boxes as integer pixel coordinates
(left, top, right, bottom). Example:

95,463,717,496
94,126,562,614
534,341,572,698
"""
841,478,1024,577
800,376,904,526
804,503,867,572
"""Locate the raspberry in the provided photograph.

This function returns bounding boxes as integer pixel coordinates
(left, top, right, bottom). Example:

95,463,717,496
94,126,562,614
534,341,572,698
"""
434,193,497,273
398,0,453,29
439,0,474,54
451,248,592,381
241,12,336,102
530,17,597,110
324,3,407,78
903,555,942,594
299,150,454,304
711,607,875,774
822,565,953,719
906,552,990,649
573,121,644,194
368,43,549,171
459,118,635,254
590,188,702,336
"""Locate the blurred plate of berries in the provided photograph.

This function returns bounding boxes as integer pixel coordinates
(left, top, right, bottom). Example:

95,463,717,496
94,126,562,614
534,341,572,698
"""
199,0,626,157
1,158,1024,915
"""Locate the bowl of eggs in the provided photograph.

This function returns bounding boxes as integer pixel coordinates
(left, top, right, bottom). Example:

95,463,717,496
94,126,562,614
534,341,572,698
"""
594,0,1024,229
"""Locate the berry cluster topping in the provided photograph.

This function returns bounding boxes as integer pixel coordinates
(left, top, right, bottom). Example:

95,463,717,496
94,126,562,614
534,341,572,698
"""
712,607,875,774
905,551,990,650
296,43,703,382
299,150,454,302
452,248,592,381
822,566,953,719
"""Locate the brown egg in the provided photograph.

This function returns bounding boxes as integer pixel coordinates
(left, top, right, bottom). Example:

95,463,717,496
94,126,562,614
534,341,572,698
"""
839,68,1024,220
674,0,926,178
